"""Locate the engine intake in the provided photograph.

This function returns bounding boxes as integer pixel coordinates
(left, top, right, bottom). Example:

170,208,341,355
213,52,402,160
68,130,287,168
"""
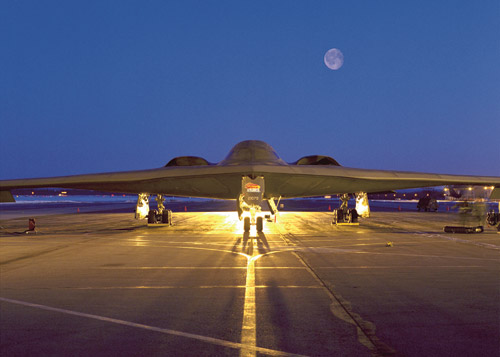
165,156,212,167
292,155,341,166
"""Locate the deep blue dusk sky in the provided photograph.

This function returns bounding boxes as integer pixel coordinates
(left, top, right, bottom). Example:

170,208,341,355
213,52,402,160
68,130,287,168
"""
1,1,499,179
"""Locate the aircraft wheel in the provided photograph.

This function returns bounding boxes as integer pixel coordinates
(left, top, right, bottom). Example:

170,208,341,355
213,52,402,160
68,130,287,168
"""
244,217,251,232
256,216,263,232
147,210,156,224
162,210,171,224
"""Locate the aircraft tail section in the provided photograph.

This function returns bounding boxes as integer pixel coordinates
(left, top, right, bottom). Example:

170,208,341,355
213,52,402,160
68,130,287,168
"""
0,190,15,202
490,187,500,200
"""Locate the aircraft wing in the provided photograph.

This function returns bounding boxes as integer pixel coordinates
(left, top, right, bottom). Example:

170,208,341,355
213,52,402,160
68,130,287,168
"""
1,164,499,202
258,165,500,198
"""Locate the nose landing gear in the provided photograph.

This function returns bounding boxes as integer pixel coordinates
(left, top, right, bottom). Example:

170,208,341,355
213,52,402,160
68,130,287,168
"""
239,176,266,232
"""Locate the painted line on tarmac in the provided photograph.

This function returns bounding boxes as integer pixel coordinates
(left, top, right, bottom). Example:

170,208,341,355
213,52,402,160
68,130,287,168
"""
316,265,486,269
303,248,499,261
98,266,307,270
414,231,500,251
0,297,305,357
65,285,322,290
240,254,259,357
239,240,323,357
353,251,500,261
99,266,248,270
98,266,305,270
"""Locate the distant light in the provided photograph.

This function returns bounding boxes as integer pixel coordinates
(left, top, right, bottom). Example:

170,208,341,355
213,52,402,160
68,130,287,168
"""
468,187,473,191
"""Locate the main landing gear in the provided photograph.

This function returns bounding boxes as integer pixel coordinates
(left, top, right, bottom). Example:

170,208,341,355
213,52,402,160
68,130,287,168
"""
135,193,172,225
332,193,359,225
486,211,500,232
148,194,172,225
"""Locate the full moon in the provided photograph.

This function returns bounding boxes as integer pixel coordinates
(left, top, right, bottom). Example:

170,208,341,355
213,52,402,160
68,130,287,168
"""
324,48,344,70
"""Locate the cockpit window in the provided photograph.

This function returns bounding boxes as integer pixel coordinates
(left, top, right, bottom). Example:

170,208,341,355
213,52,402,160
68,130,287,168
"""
226,148,251,162
254,147,280,161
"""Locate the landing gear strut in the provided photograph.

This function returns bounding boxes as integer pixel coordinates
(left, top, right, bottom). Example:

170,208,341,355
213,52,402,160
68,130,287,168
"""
238,176,266,232
355,192,370,218
135,193,150,219
265,197,280,222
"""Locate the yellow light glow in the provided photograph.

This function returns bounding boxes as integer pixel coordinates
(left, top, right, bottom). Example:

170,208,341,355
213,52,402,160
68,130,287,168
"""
136,203,149,219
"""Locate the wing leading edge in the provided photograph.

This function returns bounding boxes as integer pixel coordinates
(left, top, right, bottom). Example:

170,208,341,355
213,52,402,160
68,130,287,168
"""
1,140,499,202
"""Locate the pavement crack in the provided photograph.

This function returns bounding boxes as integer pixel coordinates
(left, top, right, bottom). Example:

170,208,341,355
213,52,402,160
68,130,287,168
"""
279,231,396,357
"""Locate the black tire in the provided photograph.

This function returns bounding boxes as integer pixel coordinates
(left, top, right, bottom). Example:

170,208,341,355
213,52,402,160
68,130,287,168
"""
162,210,171,224
244,217,251,232
148,210,156,224
256,216,263,232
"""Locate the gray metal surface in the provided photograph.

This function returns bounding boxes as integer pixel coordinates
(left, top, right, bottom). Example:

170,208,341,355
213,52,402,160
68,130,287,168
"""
1,140,499,200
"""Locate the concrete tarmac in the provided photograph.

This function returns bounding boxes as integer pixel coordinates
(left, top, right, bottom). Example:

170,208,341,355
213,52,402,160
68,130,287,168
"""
1,210,499,356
